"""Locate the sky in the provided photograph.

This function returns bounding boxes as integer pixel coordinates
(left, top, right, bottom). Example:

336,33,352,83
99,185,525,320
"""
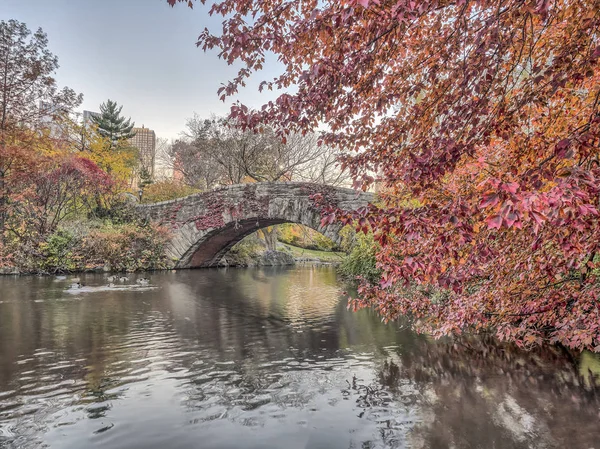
3,0,280,140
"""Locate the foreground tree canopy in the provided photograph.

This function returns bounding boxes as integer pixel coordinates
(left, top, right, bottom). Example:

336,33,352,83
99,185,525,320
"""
170,0,600,351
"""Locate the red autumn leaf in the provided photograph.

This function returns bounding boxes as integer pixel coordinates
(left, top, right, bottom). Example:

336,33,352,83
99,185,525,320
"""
486,215,503,229
502,182,519,195
530,210,546,227
479,193,499,209
504,212,519,228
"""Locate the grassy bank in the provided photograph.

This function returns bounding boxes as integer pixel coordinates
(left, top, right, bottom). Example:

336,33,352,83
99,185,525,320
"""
278,242,345,263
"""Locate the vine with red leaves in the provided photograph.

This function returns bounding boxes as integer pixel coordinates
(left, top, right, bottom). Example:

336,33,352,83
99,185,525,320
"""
177,185,271,231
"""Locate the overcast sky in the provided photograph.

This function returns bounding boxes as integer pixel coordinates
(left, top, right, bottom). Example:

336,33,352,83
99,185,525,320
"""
3,0,279,139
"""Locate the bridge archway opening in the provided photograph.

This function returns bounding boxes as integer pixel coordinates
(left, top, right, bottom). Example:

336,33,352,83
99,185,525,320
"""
182,218,337,268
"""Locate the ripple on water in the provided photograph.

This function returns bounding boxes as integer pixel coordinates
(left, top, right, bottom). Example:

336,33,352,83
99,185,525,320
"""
1,268,599,449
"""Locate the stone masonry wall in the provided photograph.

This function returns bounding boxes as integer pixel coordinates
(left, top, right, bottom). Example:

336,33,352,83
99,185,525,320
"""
137,182,374,268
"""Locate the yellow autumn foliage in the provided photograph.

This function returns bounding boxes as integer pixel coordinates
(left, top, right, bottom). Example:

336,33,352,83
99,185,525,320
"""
65,121,138,189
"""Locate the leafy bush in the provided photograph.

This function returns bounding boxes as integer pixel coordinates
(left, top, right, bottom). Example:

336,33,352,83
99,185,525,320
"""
338,231,381,284
0,241,15,270
79,222,171,272
39,229,78,273
224,233,265,266
91,195,139,224
141,180,198,203
278,223,336,251
6,221,171,274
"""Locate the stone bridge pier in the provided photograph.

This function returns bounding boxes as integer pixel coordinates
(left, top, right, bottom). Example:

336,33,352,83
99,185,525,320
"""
137,182,374,268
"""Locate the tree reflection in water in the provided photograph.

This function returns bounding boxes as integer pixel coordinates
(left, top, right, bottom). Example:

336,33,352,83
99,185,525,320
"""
0,268,599,449
368,335,600,448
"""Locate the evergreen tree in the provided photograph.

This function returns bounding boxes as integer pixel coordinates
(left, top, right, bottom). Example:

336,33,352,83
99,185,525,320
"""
138,167,154,197
91,100,135,148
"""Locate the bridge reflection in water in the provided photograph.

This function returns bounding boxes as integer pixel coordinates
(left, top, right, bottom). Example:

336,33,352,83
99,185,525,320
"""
0,267,598,448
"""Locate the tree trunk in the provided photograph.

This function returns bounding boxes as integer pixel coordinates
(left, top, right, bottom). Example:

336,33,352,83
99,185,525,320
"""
261,226,278,251
0,169,5,241
0,134,6,241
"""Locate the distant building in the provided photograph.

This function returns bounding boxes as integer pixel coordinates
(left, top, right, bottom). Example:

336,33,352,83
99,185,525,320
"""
82,110,100,132
153,164,174,181
82,110,100,125
129,126,156,178
38,100,64,137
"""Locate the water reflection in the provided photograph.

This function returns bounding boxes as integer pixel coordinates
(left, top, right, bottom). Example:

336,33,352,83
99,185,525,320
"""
0,266,598,448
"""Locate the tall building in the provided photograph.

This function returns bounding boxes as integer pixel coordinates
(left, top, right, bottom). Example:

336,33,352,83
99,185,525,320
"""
129,126,156,177
82,110,100,124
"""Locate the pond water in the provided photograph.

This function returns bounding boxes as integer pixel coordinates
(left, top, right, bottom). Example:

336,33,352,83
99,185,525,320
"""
0,266,598,449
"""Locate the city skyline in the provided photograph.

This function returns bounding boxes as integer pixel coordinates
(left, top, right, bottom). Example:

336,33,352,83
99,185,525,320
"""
3,0,281,140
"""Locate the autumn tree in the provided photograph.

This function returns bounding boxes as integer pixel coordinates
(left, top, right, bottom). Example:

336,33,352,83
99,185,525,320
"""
170,137,227,189
181,115,339,185
0,19,82,235
62,118,137,187
0,20,81,133
80,102,138,186
285,136,349,186
170,0,600,351
12,155,114,237
154,137,174,180
140,179,198,203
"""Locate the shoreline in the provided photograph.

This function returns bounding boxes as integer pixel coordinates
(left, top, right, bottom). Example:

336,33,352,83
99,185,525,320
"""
0,258,339,277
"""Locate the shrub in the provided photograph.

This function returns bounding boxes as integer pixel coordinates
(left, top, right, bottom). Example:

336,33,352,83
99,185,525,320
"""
79,222,171,272
141,180,198,203
91,195,139,224
338,231,381,284
0,241,15,270
39,229,78,273
278,223,336,251
224,233,265,266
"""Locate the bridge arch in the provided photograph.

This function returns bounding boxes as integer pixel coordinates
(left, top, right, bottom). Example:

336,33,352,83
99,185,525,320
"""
137,182,374,268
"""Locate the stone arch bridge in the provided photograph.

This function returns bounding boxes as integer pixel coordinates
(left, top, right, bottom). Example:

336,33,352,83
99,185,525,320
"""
137,182,374,268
